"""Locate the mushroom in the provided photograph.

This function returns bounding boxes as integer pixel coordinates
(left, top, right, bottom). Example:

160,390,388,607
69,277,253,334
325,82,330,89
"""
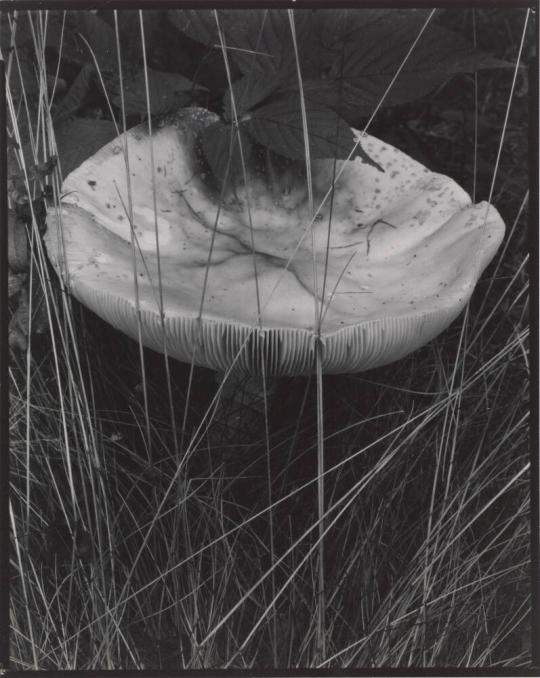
44,107,505,376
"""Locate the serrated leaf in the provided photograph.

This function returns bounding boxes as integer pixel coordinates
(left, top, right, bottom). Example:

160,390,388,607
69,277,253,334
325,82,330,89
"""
112,69,204,117
169,10,318,83
228,10,322,82
169,10,279,75
220,10,293,78
245,97,374,165
326,10,510,117
201,122,253,188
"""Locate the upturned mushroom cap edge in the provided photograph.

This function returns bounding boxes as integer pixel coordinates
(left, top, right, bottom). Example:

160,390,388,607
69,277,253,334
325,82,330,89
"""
44,107,506,376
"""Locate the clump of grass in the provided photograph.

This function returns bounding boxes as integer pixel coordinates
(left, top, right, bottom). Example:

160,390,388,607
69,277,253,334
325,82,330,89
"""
4,7,532,669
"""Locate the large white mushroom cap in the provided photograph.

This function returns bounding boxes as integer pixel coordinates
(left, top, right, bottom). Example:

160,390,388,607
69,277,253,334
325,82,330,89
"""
45,107,505,375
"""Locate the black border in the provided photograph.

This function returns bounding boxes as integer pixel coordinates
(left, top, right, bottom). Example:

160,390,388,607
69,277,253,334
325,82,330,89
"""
1,671,540,677
0,0,536,9
0,56,10,673
528,3,540,672
0,55,10,671
0,2,538,676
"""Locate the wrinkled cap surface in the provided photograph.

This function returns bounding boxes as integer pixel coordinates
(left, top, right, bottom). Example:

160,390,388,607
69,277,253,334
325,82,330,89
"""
45,107,505,375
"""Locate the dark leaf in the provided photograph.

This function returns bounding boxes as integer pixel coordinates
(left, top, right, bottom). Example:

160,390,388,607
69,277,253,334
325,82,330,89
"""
42,13,87,65
219,10,294,79
326,10,510,117
111,10,164,51
316,9,415,49
223,75,280,121
169,10,278,75
8,58,38,103
73,11,118,73
168,10,318,83
245,96,380,169
201,122,253,188
54,118,118,177
91,11,164,73
167,9,218,46
226,10,322,83
166,10,239,93
8,114,114,206
112,69,205,118
1,11,34,49
53,63,95,120
1,14,40,102
300,77,350,110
